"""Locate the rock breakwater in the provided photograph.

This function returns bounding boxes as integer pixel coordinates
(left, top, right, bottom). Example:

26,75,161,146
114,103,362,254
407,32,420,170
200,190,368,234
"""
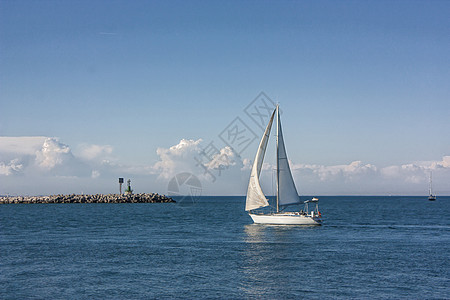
0,193,175,204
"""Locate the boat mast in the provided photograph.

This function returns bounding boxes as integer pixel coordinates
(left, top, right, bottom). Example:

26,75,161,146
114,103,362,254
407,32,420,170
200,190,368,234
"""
429,172,433,196
276,105,280,213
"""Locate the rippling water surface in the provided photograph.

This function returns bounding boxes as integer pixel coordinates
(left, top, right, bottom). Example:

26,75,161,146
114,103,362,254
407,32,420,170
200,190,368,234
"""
1,196,449,299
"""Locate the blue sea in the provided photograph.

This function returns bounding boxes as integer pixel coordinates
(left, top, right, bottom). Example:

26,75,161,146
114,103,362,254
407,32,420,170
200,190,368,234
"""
1,196,449,299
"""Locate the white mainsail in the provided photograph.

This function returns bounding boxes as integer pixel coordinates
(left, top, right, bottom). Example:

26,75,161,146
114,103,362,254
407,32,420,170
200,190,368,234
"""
276,106,301,207
245,109,276,211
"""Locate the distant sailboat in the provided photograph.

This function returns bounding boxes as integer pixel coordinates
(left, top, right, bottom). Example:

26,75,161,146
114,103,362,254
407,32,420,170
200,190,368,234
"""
245,105,322,225
428,172,436,201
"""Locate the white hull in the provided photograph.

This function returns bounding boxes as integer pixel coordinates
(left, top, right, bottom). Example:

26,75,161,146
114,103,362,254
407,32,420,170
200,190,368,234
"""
249,213,321,225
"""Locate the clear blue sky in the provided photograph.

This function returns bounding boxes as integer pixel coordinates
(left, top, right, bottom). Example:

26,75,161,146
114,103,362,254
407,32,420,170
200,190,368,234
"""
1,0,449,195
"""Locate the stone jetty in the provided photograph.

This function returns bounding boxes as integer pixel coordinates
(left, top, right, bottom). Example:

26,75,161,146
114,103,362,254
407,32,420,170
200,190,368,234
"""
0,193,175,204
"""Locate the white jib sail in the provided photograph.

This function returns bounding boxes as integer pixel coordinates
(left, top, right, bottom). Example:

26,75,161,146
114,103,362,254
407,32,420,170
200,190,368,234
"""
245,109,276,211
277,107,300,207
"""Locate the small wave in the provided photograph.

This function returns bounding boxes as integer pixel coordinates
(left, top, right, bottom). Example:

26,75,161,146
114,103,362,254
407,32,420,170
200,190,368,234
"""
329,224,450,230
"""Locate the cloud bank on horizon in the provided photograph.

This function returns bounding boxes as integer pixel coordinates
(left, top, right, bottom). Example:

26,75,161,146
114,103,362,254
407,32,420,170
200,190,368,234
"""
0,136,449,196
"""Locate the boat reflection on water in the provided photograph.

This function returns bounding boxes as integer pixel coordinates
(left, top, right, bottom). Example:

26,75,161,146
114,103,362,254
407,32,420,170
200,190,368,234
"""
243,224,266,243
240,224,277,298
240,224,321,298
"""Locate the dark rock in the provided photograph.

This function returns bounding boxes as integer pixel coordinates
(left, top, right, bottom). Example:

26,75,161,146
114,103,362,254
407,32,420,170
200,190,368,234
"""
0,193,175,204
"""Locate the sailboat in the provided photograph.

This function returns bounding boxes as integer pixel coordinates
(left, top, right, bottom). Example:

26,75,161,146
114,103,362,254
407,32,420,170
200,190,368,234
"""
428,172,436,201
245,105,322,225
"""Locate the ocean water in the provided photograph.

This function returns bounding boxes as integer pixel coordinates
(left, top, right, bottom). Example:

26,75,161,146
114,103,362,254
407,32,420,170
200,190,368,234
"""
1,196,449,299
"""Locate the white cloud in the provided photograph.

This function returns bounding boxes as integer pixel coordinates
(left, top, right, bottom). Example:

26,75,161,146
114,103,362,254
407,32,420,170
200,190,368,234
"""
35,138,72,169
434,155,450,168
380,158,450,184
0,136,47,156
0,159,23,176
77,144,114,161
1,136,449,196
0,137,76,173
288,157,450,195
0,137,100,177
91,170,100,178
291,161,377,182
153,138,204,179
205,146,240,170
152,139,247,193
241,158,252,171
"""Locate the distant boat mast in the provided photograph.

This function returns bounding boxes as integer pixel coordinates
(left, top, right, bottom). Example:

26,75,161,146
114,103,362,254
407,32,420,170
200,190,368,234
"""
428,171,436,201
